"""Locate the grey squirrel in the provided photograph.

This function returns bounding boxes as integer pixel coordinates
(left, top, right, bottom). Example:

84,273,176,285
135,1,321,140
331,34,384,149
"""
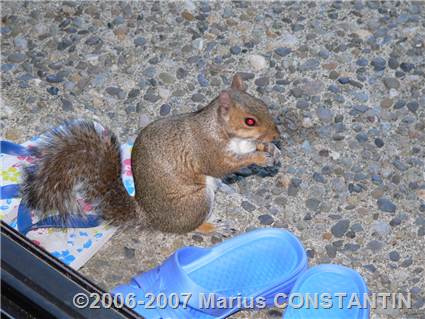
21,74,281,233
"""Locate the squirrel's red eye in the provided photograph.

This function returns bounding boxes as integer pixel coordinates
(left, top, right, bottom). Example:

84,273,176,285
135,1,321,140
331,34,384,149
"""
245,118,256,126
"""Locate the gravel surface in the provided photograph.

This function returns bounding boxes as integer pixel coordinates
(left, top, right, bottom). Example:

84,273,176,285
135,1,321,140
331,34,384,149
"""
1,1,424,318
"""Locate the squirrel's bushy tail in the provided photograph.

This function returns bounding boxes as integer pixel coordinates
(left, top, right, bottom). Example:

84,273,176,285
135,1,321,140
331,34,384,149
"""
21,120,143,225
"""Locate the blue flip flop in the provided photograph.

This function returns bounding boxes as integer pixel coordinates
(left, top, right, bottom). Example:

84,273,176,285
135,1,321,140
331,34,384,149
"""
283,264,369,319
112,228,307,318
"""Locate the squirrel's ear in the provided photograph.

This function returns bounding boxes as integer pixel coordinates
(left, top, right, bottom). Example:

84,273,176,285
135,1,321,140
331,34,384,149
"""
231,74,247,91
219,91,232,115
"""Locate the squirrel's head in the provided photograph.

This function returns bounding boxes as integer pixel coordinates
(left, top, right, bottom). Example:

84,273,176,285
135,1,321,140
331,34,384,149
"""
218,74,280,143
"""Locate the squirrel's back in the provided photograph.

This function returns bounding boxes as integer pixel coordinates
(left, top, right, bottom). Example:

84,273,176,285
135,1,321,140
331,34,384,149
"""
21,120,142,225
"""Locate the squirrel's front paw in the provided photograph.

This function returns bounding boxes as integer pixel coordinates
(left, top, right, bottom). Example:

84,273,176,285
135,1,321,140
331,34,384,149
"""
265,143,281,166
255,152,276,167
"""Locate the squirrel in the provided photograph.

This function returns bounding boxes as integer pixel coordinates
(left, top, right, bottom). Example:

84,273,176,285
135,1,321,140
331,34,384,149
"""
21,74,281,233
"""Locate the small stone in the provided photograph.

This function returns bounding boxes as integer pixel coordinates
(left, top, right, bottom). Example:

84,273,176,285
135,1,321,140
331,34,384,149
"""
299,58,320,71
325,244,337,258
258,214,274,225
338,77,350,84
371,175,383,185
112,16,124,26
85,35,102,46
331,219,350,237
352,104,369,114
401,257,413,268
329,71,339,80
351,223,364,233
211,235,222,244
356,132,368,143
367,240,384,252
317,107,333,122
105,87,125,99
247,54,267,71
348,183,363,193
291,87,303,98
274,47,292,57
14,36,28,50
60,98,73,111
303,213,312,221
377,197,396,213
181,10,194,21
148,56,160,64
47,87,59,95
296,100,309,110
192,38,203,51
222,7,233,18
143,66,156,78
394,100,406,109
64,81,75,91
306,249,314,258
332,240,344,249
389,251,400,261
334,114,344,123
255,77,269,87
380,98,393,108
159,104,171,116
124,247,135,259
134,36,146,46
46,74,63,83
8,53,26,63
305,198,321,211
390,217,401,227
371,57,386,71
128,88,140,99
139,114,151,128
236,72,255,80
363,264,376,273
197,74,209,87
374,138,384,148
318,49,329,59
313,172,326,183
383,77,400,89
371,221,391,237
302,117,314,128
349,79,363,89
291,178,302,188
144,91,160,103
230,46,241,55
192,234,203,243
159,72,175,84
191,93,204,102
323,232,332,240
400,62,414,72
176,67,188,79
392,159,408,171
267,310,282,318
388,57,399,69
1,64,15,72
158,88,170,100
418,226,425,237
356,58,368,66
241,201,256,212
407,101,419,113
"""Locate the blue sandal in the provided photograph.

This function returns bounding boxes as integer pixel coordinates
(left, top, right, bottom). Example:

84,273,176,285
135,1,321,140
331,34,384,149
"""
283,264,369,319
112,228,307,318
